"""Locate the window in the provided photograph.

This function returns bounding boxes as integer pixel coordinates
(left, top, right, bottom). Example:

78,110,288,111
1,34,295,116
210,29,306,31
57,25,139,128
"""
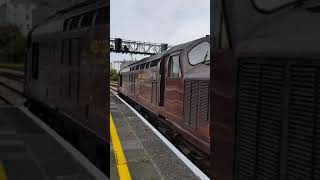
68,71,71,97
146,62,151,68
119,75,123,86
26,14,29,20
69,16,80,30
63,19,70,31
135,66,139,70
140,63,145,69
80,11,94,27
150,59,160,67
76,72,80,104
95,7,108,25
220,15,230,50
188,42,210,65
71,38,80,66
168,55,181,78
61,39,70,64
32,43,39,79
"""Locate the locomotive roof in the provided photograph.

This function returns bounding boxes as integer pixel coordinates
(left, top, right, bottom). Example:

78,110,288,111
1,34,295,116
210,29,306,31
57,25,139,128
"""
123,36,210,69
30,0,108,36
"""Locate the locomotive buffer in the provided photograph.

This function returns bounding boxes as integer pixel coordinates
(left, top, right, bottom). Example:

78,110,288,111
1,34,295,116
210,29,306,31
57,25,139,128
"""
110,91,209,180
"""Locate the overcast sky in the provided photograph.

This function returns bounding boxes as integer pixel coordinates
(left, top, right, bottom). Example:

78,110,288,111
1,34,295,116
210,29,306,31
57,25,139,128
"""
110,0,210,62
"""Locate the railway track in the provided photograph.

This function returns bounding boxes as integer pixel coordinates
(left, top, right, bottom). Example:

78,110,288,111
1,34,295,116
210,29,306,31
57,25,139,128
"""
0,95,11,105
0,70,25,105
110,83,117,92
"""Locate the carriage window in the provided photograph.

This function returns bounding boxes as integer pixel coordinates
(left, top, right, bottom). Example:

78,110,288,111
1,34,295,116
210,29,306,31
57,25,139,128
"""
69,16,80,30
119,75,123,86
150,59,160,67
146,62,151,68
95,7,108,25
135,66,139,70
168,55,181,78
61,39,71,65
63,19,70,31
71,38,80,66
140,63,145,69
81,11,94,27
188,42,210,65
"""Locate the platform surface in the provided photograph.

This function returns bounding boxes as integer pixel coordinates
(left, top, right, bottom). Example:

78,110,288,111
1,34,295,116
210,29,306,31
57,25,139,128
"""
0,106,101,180
110,93,201,180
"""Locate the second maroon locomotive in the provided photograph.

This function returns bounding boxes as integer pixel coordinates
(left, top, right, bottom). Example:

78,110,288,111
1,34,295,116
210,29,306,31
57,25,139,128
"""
118,36,210,159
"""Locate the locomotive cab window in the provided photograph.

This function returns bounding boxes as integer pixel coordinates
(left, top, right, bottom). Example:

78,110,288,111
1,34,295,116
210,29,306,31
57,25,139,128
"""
188,42,210,65
168,55,181,78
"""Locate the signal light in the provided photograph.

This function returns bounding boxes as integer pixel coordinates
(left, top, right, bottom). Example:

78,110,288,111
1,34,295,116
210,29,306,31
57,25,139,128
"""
115,38,122,51
160,43,168,52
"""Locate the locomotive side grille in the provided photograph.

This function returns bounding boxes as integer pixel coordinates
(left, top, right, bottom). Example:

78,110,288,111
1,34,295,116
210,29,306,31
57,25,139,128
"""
288,66,316,179
184,81,192,126
316,76,320,179
237,63,284,179
199,81,210,121
237,60,320,179
190,81,199,128
184,80,210,129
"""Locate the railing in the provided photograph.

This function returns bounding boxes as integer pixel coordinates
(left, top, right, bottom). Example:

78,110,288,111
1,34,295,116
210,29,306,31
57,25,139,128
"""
110,38,173,55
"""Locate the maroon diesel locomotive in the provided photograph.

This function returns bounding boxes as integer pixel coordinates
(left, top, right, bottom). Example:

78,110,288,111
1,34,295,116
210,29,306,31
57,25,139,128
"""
211,0,320,179
25,0,109,175
118,36,210,162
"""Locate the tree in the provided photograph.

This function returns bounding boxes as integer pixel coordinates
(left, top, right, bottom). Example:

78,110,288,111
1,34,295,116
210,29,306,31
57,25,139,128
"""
110,68,118,82
0,24,26,63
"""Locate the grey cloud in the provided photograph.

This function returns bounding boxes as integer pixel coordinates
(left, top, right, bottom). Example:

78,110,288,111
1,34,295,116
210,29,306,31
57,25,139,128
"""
110,0,209,61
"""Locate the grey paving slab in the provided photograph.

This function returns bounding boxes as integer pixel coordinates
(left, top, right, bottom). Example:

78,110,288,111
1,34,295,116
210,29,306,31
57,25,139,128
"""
110,93,200,180
0,107,97,180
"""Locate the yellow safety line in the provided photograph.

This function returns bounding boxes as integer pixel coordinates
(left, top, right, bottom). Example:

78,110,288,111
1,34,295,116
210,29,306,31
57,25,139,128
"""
110,114,132,180
0,162,7,180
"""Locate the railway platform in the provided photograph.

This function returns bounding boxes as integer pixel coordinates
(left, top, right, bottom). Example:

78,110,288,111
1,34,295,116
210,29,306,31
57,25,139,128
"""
0,106,107,180
110,91,209,180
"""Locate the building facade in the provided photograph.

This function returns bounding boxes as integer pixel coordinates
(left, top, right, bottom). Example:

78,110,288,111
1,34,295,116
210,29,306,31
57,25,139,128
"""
111,60,135,72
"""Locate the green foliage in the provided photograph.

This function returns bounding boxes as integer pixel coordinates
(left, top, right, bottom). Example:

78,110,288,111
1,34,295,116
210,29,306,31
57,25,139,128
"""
0,62,24,71
0,24,26,63
110,68,118,82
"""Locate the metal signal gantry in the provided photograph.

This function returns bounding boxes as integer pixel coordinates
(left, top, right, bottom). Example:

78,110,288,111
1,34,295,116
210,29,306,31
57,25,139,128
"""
110,38,171,55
